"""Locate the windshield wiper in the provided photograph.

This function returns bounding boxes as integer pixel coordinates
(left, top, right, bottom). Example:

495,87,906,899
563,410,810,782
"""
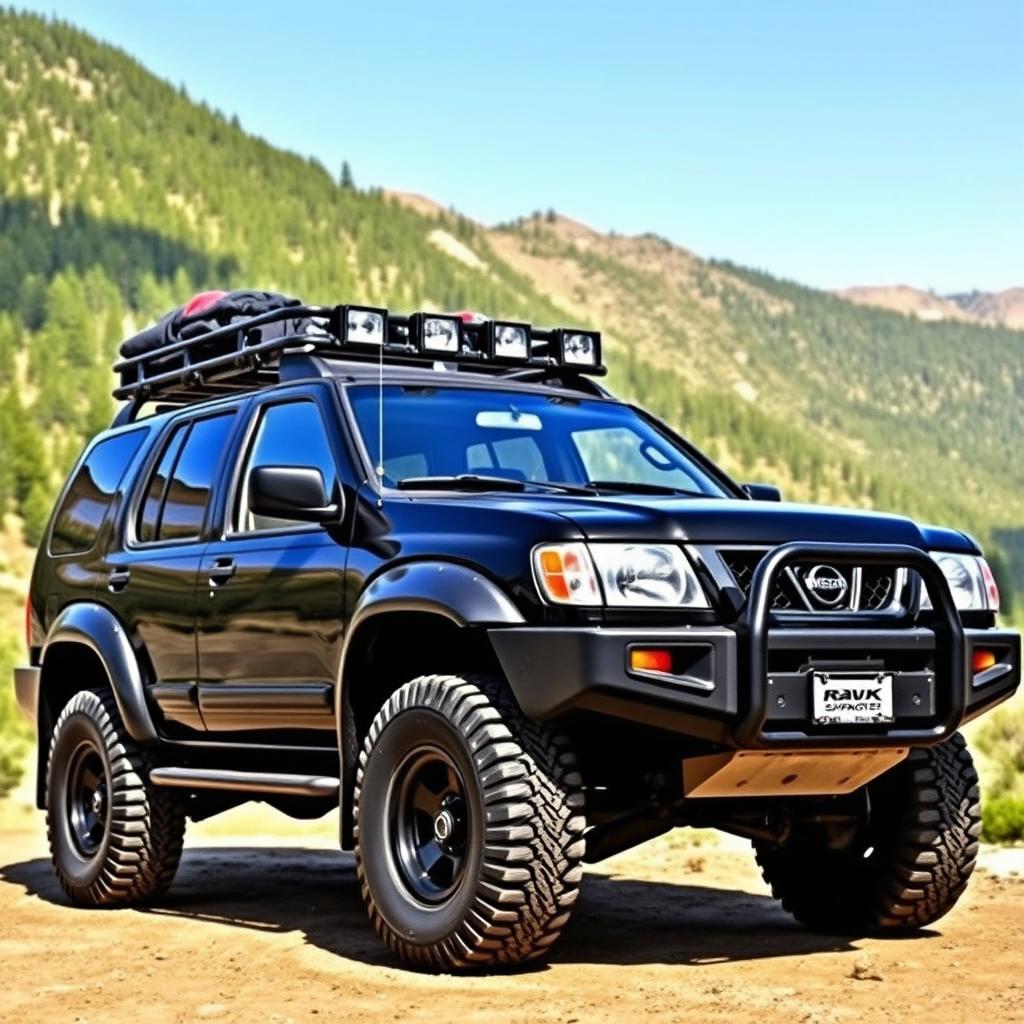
397,474,529,492
396,475,594,495
584,479,712,498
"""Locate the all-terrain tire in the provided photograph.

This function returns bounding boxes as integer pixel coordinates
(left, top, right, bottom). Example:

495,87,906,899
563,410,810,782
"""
754,733,981,932
353,674,586,970
46,689,186,906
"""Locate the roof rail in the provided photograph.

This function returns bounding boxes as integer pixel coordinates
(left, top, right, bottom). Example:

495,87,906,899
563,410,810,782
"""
111,302,606,421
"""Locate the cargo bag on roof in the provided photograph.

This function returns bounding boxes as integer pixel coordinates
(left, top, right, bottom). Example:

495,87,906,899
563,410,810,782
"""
118,289,307,358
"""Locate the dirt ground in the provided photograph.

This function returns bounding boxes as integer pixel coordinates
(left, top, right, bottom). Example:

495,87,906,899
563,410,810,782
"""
1,797,1022,1024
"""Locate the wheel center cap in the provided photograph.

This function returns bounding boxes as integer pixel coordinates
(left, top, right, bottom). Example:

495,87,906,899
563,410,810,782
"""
91,789,105,816
433,809,455,843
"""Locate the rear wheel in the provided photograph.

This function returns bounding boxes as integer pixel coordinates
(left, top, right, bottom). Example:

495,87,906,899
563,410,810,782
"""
46,690,186,906
755,733,980,932
354,674,586,970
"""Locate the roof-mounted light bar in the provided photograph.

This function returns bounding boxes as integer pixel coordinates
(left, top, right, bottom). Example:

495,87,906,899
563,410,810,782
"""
332,306,603,374
112,300,607,412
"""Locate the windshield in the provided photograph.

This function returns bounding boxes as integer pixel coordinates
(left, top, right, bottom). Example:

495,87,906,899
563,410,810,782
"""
347,385,729,497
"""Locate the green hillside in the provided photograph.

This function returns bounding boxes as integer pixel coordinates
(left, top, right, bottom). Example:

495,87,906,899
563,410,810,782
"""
0,5,1022,619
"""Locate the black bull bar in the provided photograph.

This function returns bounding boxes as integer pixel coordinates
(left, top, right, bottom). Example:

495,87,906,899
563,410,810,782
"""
736,542,967,749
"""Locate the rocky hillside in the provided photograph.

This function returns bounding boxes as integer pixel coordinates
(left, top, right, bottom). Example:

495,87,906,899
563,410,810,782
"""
840,284,1024,329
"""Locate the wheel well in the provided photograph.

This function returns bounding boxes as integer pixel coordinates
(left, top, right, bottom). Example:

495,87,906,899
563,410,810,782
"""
339,611,503,846
35,642,111,808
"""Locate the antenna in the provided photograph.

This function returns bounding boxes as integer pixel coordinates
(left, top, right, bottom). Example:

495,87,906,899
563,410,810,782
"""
376,339,385,508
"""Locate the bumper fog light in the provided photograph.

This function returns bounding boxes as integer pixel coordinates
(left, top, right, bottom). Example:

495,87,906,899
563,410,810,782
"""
630,648,673,674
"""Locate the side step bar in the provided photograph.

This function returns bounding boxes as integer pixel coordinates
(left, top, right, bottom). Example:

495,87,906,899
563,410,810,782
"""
150,767,339,798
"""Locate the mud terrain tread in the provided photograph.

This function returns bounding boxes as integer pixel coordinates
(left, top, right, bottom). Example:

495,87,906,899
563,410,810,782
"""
353,674,585,970
46,689,186,906
755,733,980,932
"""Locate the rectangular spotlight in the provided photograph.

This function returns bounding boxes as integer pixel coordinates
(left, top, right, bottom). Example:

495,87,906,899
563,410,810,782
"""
556,328,601,367
341,305,387,348
416,313,462,355
488,321,531,362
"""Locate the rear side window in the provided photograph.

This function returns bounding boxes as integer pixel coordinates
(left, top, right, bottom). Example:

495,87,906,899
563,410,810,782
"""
50,430,147,556
137,413,235,543
136,424,188,543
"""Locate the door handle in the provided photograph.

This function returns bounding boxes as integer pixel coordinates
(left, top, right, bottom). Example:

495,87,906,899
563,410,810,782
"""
107,569,131,592
208,558,237,586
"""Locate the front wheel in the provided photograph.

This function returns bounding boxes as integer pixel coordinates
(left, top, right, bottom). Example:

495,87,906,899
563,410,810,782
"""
354,674,586,970
755,733,981,932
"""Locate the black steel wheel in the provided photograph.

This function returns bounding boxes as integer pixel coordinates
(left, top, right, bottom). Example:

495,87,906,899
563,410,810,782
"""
64,739,108,857
46,689,186,906
354,674,586,971
390,746,472,904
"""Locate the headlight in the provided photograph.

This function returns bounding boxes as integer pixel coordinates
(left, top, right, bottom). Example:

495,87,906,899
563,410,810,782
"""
534,543,708,608
921,553,1000,612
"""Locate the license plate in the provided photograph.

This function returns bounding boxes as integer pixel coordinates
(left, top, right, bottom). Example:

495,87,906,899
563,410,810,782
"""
812,672,895,726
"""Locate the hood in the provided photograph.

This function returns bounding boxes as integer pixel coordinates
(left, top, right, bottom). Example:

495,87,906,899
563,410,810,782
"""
397,491,977,553
558,497,977,550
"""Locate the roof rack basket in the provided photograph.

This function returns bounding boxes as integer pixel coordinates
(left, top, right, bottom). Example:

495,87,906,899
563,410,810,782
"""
113,304,338,406
111,303,607,425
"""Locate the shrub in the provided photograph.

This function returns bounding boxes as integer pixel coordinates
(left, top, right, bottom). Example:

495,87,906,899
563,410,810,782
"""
982,794,1024,844
973,702,1024,842
0,634,30,798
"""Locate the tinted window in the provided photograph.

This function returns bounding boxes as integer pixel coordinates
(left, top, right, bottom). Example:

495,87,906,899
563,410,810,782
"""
348,386,727,496
137,423,188,543
571,426,709,491
466,437,547,481
158,414,235,541
237,401,338,532
50,430,147,555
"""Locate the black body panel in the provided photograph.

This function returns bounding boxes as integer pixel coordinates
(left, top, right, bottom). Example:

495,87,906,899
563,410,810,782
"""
14,356,1021,830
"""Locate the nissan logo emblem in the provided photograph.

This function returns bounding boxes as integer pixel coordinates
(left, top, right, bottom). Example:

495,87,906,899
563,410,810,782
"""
803,564,848,607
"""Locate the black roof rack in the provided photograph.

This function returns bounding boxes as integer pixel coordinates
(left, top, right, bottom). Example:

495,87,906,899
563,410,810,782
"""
112,303,607,423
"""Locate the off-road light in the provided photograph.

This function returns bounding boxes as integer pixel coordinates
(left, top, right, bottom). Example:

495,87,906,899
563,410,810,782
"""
341,305,387,348
417,314,462,355
556,328,601,367
489,321,531,362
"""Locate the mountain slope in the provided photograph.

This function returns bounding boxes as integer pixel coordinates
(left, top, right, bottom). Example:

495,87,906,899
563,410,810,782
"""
0,9,1022,614
839,284,1024,329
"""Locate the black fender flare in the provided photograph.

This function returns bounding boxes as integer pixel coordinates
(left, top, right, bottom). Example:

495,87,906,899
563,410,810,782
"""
335,561,524,845
337,560,524,718
42,602,158,743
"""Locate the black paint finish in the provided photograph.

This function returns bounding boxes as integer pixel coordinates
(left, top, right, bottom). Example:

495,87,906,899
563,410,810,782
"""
16,363,1020,827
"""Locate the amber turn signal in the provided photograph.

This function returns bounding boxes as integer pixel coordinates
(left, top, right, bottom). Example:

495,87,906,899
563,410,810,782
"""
972,649,997,673
630,648,673,674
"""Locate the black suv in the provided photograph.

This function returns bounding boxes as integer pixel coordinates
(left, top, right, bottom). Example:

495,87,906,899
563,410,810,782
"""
13,293,1021,971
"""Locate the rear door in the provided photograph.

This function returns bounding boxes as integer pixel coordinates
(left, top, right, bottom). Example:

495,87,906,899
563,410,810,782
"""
111,408,240,731
195,387,352,735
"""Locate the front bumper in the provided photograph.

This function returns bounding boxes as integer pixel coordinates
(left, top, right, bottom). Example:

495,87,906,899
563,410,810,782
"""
490,542,1021,750
489,624,1020,748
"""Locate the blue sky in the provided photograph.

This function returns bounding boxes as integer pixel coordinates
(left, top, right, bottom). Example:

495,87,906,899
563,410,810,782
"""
26,1,1024,292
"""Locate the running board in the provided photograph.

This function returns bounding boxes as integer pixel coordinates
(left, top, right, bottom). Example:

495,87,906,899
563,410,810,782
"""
149,767,339,798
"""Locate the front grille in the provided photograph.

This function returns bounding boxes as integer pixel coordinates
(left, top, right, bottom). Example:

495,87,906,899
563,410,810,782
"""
719,550,801,611
718,548,904,614
860,568,895,611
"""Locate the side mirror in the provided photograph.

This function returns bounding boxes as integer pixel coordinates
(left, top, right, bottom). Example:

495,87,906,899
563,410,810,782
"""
743,482,783,502
248,465,341,523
